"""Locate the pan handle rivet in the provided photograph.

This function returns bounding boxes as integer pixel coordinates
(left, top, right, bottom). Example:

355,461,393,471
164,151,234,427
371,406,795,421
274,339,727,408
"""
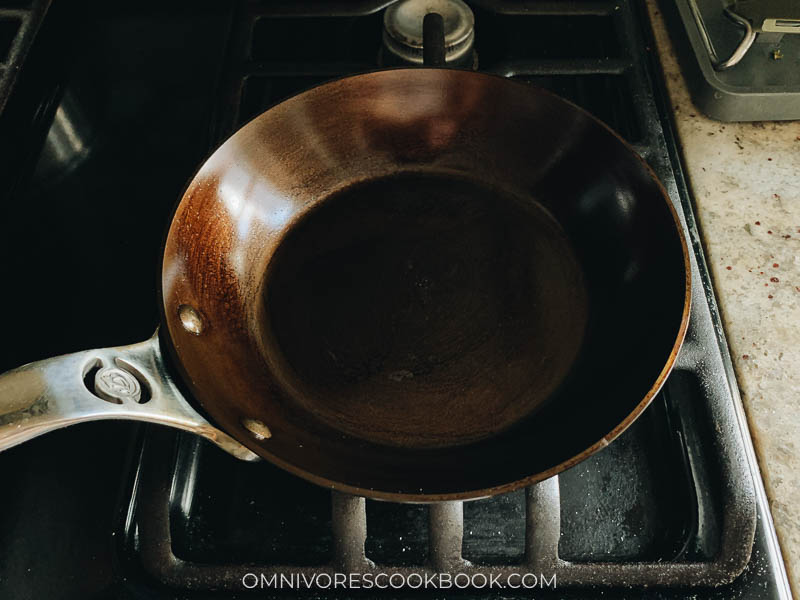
242,418,272,441
178,304,204,335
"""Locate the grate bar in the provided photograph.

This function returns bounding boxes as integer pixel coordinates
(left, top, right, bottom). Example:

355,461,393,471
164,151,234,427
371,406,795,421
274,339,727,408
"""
0,9,27,19
243,0,618,18
487,58,632,78
243,0,394,18
0,0,51,115
331,492,372,571
470,1,619,17
429,501,468,570
524,477,561,568
241,61,374,77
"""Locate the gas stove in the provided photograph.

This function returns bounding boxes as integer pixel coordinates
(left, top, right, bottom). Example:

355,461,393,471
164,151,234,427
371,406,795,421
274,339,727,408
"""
0,1,791,598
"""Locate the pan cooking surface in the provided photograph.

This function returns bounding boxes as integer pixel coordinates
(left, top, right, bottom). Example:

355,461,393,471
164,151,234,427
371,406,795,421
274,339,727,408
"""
265,171,588,448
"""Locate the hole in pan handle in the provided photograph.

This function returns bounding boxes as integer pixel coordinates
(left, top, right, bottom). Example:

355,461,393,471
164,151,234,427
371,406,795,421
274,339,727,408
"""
0,331,259,461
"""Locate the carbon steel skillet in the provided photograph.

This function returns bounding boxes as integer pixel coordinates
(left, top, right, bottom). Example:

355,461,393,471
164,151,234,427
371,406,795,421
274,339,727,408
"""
0,69,690,501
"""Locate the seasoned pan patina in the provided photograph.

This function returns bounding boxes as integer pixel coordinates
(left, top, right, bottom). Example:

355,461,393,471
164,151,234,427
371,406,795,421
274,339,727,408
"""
160,69,690,500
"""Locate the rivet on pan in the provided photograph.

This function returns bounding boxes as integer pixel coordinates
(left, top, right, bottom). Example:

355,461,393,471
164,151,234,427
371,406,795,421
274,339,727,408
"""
242,418,272,441
178,304,204,335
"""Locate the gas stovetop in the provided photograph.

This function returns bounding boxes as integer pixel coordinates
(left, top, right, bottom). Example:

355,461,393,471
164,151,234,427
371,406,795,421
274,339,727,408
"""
0,1,791,599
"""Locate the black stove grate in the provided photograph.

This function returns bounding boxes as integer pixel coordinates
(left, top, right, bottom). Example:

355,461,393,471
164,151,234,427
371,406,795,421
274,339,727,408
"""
0,0,50,116
115,1,790,598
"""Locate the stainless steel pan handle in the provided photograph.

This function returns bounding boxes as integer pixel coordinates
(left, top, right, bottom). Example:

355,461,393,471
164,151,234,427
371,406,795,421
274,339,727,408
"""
0,332,259,461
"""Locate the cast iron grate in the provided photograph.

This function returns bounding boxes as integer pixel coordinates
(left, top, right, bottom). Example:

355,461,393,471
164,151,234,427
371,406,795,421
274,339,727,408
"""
0,0,49,116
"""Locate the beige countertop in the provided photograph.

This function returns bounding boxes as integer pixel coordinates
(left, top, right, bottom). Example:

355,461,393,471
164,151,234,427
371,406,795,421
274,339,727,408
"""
647,2,800,596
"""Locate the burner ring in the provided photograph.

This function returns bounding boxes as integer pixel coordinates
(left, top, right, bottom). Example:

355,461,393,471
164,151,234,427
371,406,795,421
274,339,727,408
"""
383,0,475,67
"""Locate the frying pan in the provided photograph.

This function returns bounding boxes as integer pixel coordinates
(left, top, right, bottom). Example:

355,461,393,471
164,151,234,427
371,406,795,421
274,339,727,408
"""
0,68,690,501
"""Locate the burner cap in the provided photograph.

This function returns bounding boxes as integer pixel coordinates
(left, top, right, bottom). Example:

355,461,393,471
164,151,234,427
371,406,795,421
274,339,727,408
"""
383,0,475,66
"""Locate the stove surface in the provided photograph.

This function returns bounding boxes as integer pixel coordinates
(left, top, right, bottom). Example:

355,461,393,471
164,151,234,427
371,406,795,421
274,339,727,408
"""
0,1,790,599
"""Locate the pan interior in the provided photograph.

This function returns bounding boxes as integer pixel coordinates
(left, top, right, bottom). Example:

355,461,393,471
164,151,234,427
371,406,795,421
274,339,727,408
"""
263,171,588,449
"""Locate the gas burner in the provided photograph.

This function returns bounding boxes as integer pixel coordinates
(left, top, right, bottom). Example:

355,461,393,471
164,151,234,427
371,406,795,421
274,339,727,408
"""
381,0,477,68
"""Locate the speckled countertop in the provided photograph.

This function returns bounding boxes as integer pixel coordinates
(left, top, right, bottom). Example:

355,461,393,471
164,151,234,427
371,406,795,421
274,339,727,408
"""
646,2,800,595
